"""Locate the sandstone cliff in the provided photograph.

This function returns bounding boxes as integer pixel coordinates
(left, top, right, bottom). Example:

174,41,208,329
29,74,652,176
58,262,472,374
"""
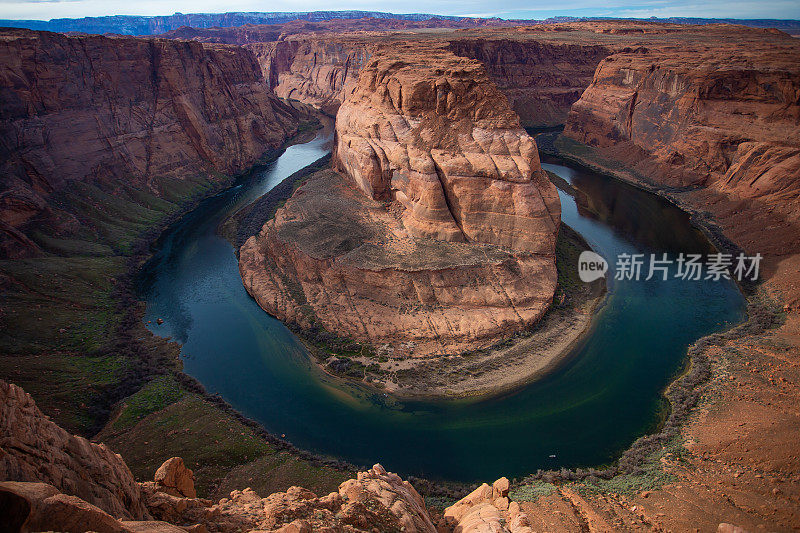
0,381,149,520
564,34,800,189
240,170,558,358
251,38,374,115
334,47,560,253
240,47,560,359
0,29,303,258
561,26,800,264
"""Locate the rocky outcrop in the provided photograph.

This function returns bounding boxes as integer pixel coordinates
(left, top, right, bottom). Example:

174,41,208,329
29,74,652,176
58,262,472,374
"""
240,46,559,358
154,463,437,532
443,477,534,533
153,457,196,498
240,170,557,358
0,380,442,532
256,464,437,532
334,47,560,253
448,39,610,128
0,28,303,258
0,380,149,520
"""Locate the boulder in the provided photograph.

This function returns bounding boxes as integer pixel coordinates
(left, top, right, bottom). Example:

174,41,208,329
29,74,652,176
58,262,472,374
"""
154,457,197,498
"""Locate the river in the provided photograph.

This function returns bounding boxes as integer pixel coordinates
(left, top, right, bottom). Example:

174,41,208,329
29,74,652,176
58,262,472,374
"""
137,125,745,482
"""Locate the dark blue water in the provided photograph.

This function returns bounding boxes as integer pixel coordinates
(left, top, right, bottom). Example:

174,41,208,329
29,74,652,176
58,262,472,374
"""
137,128,746,482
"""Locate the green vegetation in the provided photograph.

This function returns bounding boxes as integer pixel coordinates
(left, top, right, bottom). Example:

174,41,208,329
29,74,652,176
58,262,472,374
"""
98,393,351,497
554,223,596,300
0,120,355,497
509,480,557,501
109,374,187,431
424,495,459,511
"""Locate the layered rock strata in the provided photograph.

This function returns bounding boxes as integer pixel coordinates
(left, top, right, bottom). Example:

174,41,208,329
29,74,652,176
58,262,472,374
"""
241,48,560,358
447,39,611,128
0,28,302,258
562,27,800,264
240,170,558,357
564,36,800,190
0,380,149,520
251,39,373,114
333,47,560,252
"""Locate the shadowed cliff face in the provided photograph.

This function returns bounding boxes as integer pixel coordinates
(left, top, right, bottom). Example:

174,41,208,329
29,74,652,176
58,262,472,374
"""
447,39,610,128
250,39,374,115
564,44,800,189
0,29,303,258
562,31,800,261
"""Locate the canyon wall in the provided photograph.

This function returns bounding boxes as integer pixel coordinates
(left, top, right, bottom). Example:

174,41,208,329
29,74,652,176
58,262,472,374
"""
564,42,800,189
447,38,610,128
0,29,303,258
562,30,800,259
256,34,609,128
250,39,373,114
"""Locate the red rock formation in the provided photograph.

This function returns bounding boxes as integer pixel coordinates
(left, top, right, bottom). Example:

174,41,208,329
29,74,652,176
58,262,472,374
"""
240,46,559,358
561,28,800,262
443,477,534,533
153,457,196,498
239,170,558,358
0,380,443,532
0,380,149,520
0,28,303,258
564,39,800,189
334,47,560,253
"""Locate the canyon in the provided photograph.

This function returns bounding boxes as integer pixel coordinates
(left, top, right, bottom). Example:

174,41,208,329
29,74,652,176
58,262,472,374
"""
0,16,799,533
0,28,307,258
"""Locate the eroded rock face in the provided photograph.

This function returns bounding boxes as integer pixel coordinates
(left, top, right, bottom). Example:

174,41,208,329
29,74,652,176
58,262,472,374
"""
442,477,533,533
142,463,437,532
154,457,197,498
240,170,557,358
0,380,149,520
334,47,560,254
563,33,800,190
240,45,559,358
252,39,374,114
0,28,302,258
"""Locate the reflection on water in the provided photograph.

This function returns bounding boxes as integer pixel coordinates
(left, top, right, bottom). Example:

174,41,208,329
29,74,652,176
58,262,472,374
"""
138,129,745,482
548,155,714,256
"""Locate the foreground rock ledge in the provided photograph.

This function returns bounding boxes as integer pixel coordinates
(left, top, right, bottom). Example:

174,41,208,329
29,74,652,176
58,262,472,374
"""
2,378,538,532
239,46,560,358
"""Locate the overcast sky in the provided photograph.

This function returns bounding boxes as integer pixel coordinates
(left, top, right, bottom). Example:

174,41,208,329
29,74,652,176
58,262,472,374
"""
1,0,798,21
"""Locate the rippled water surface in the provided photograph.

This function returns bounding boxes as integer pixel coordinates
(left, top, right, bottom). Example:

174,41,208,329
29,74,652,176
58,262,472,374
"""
138,128,745,482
